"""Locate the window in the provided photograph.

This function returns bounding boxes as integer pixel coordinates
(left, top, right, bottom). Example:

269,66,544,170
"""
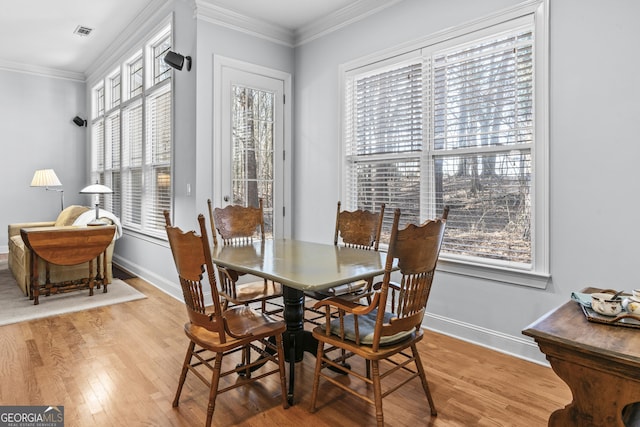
342,3,548,285
90,21,173,239
128,56,143,99
109,72,121,108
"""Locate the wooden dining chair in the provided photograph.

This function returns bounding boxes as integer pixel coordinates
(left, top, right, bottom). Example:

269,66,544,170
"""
207,198,283,316
309,206,449,427
304,201,385,325
165,213,288,427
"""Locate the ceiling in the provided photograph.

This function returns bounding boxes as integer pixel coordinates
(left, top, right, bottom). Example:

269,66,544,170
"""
0,0,390,79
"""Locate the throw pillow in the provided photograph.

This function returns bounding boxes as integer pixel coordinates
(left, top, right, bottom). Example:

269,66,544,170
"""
55,205,91,226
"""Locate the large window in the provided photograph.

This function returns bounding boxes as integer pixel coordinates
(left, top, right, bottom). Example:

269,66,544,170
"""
91,22,172,238
342,3,548,285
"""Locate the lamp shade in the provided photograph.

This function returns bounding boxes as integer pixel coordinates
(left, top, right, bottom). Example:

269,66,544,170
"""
80,183,113,194
31,169,62,187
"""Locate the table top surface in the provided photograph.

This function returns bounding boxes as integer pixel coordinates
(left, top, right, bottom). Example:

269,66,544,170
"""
211,239,389,291
20,225,115,266
523,287,640,365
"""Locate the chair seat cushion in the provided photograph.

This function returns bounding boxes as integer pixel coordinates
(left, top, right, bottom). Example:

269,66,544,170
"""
329,309,414,346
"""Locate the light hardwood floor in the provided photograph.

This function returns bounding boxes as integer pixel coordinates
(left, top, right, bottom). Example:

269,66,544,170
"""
0,275,571,426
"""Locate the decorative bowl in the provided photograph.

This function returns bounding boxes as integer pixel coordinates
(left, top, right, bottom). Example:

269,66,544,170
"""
591,292,623,316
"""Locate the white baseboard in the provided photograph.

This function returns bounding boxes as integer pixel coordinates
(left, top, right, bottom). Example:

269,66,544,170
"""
422,312,549,366
112,254,182,301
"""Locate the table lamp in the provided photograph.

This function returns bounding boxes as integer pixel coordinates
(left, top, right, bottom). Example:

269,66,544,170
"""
31,169,64,211
80,182,113,225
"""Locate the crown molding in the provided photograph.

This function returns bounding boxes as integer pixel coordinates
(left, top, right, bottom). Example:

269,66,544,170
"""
195,0,403,48
294,0,403,46
195,1,294,47
0,59,85,82
85,0,174,82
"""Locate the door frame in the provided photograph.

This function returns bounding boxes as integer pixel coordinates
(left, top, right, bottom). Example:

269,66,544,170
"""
213,55,292,238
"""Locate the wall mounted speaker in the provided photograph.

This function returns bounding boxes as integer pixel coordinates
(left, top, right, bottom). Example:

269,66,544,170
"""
164,51,192,71
73,116,87,127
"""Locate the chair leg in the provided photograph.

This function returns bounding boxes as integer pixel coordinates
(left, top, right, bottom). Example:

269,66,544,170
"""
205,352,224,427
173,341,195,407
371,360,384,427
241,344,252,378
275,334,290,409
309,339,325,412
412,343,437,416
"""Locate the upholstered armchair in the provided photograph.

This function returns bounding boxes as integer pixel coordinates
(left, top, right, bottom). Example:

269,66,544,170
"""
8,205,119,296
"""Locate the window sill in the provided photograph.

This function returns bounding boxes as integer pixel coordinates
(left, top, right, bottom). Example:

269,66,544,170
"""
437,258,550,289
122,227,169,246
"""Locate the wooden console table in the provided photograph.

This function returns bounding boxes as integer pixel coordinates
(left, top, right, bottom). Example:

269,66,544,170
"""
20,225,116,305
523,288,640,427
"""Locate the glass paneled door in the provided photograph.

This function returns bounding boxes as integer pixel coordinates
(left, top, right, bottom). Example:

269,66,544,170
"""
220,66,285,238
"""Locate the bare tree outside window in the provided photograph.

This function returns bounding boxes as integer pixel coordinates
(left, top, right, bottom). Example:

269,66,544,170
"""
231,85,275,237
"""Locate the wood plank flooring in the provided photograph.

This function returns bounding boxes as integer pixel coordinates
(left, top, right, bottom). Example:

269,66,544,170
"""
0,275,571,426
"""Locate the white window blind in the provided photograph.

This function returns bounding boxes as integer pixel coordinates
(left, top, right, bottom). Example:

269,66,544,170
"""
430,28,533,264
344,14,539,270
122,102,143,228
92,119,104,172
145,86,172,233
345,62,423,235
105,112,121,214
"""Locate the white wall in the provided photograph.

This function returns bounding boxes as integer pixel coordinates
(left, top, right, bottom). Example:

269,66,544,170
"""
0,69,87,252
292,0,640,363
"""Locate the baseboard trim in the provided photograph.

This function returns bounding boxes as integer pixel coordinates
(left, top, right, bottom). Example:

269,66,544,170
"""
112,255,183,301
422,312,549,366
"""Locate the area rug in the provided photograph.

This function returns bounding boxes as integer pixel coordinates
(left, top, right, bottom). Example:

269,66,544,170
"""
0,261,146,326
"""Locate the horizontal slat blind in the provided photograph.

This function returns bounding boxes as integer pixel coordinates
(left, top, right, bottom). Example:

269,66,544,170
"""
345,61,423,232
122,103,143,227
344,20,536,266
433,30,533,150
145,87,172,234
430,27,533,264
92,120,104,172
105,112,120,214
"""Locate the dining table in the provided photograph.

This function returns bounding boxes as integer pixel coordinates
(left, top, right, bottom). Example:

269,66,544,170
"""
211,238,390,405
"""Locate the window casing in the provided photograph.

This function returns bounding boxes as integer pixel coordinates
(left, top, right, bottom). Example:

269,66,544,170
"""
90,22,172,239
342,2,548,287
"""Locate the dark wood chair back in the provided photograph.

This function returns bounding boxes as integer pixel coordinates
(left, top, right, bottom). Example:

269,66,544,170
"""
205,199,282,315
165,214,225,337
334,201,385,250
373,206,449,350
209,198,264,246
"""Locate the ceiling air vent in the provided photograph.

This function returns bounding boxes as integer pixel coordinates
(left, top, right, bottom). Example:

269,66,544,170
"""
74,25,93,37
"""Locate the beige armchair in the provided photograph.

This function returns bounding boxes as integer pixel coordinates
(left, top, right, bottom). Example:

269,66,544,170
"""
8,205,116,296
